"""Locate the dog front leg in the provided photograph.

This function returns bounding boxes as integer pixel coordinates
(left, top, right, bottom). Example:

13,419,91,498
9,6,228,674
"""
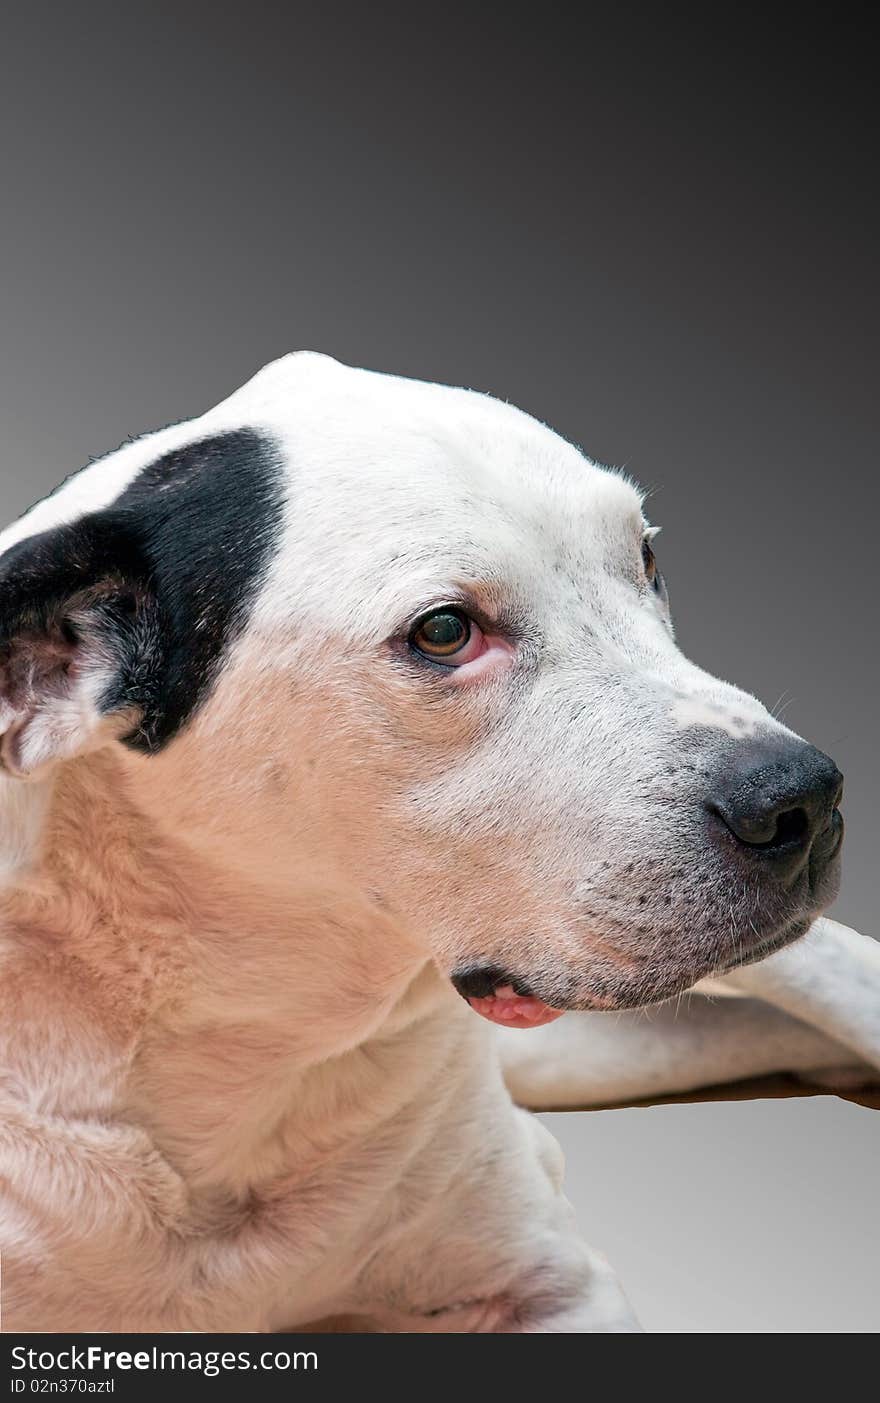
698,915,880,1071
498,992,871,1109
351,1104,641,1333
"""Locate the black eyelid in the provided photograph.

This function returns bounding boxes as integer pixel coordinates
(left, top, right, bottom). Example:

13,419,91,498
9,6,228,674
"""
408,602,469,636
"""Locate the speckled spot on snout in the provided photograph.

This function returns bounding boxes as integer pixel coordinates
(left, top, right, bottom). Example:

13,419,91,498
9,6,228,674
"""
669,695,761,739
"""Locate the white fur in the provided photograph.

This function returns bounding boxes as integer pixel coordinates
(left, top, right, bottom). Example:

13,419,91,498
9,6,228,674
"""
0,353,876,1332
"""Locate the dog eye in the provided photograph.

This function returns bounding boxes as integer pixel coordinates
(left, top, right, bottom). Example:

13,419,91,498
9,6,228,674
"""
410,608,484,665
641,537,658,587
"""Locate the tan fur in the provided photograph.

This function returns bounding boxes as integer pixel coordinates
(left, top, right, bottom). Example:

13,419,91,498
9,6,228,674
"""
1,744,637,1331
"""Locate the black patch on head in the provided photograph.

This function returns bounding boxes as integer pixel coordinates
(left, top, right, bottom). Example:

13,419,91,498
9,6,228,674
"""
0,428,284,752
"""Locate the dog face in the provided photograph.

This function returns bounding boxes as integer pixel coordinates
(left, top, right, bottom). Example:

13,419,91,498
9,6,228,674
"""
0,353,843,1019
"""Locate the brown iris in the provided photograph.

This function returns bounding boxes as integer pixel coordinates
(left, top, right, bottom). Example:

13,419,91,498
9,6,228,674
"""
411,609,471,658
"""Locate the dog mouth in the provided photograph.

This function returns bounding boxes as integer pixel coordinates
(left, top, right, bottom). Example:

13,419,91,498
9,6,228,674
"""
464,983,565,1029
451,908,819,1025
450,967,566,1028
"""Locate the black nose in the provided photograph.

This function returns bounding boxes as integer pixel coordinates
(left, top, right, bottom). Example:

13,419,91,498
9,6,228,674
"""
707,738,843,872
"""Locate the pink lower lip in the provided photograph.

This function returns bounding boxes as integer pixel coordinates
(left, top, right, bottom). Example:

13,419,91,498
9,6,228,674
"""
466,983,565,1029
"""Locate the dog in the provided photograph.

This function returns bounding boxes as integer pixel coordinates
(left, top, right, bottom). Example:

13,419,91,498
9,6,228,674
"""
1,352,878,1332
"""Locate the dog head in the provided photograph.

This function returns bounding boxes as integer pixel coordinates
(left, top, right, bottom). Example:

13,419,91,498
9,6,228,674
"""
0,353,843,1021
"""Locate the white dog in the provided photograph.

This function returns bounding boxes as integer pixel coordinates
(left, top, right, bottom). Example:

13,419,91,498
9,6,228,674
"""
0,353,877,1332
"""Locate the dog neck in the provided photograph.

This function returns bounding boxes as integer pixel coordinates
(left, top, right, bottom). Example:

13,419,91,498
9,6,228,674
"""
0,750,458,1193
0,772,52,885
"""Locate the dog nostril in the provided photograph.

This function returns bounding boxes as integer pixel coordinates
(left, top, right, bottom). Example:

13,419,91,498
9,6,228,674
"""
756,806,809,850
711,800,812,851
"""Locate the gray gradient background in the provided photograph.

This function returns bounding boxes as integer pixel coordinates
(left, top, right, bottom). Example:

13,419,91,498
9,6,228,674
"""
1,8,876,1331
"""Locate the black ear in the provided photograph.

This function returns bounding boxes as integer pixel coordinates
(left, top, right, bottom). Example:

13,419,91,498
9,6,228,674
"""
0,517,160,777
0,427,284,777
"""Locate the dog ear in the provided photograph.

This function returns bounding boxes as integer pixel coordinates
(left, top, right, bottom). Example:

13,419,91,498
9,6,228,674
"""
0,427,285,779
0,518,160,779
